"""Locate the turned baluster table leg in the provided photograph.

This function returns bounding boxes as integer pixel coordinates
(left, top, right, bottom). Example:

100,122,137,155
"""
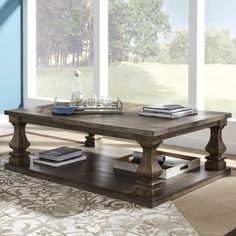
135,141,163,198
205,121,227,171
85,133,95,147
9,116,30,166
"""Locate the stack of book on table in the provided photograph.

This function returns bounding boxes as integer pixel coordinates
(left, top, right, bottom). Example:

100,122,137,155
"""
139,104,197,119
32,146,86,167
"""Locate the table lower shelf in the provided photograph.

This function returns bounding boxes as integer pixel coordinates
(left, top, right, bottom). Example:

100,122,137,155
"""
4,152,231,208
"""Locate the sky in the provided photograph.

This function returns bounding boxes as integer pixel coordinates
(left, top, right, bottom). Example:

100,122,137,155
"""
162,0,236,38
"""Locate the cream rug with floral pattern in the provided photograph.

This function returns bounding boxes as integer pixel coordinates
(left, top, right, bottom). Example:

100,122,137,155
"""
0,154,198,236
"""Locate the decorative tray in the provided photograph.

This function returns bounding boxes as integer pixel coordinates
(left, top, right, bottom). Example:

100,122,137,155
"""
113,150,200,179
53,98,123,115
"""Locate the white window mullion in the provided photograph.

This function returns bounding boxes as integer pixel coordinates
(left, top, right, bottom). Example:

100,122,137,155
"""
188,0,205,109
24,0,52,107
93,0,108,98
23,0,36,105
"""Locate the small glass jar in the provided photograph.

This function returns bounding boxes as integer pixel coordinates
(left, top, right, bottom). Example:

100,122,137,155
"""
86,95,97,108
101,96,113,108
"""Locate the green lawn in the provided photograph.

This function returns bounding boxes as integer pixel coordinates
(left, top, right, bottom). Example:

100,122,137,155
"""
36,67,94,100
36,62,236,117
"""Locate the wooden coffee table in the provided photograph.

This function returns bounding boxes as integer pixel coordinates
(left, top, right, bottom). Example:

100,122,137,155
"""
4,103,231,207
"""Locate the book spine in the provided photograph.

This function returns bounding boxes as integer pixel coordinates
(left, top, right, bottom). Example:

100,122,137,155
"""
143,107,192,114
39,151,83,161
139,111,173,118
33,155,86,167
139,109,197,118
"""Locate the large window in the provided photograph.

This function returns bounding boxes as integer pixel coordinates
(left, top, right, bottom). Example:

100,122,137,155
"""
36,0,93,100
205,0,236,117
23,0,236,154
27,0,190,105
108,0,189,105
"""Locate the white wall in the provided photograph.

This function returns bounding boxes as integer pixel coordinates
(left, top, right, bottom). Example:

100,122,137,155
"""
166,119,236,155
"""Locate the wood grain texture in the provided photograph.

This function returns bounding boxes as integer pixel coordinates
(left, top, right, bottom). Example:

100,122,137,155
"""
205,121,227,170
85,133,95,147
4,103,231,141
8,116,30,166
4,152,231,208
136,141,163,198
4,103,232,206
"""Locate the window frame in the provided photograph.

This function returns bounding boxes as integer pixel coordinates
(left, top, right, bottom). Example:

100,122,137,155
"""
22,0,236,154
23,0,109,106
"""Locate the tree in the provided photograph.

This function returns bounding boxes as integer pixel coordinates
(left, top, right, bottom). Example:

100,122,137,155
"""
158,43,171,64
205,30,236,64
232,38,236,48
129,0,171,62
108,0,131,62
37,0,172,66
169,30,188,64
36,0,92,68
36,0,54,67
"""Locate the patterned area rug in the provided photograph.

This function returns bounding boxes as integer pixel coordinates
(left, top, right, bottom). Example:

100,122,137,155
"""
0,154,198,235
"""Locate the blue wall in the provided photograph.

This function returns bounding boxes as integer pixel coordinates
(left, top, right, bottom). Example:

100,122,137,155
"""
0,0,22,114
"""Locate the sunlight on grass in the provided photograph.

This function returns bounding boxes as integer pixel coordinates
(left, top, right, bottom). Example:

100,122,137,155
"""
37,67,93,100
109,62,188,105
205,64,236,117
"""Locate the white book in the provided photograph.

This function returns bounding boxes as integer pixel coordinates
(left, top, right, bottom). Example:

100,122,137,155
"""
139,109,197,119
32,154,86,167
143,104,186,110
143,106,192,114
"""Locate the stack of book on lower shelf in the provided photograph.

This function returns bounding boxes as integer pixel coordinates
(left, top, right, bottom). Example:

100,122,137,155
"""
32,146,86,167
139,104,197,119
113,151,200,179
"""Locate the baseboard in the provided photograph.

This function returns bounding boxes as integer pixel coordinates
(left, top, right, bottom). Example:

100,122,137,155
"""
0,114,9,123
0,115,13,136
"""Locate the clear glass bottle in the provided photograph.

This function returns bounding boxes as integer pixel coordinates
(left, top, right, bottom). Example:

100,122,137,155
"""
70,70,83,107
